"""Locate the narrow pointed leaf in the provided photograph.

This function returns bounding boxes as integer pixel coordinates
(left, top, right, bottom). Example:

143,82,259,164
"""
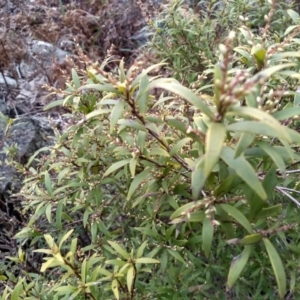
202,217,214,258
263,238,286,299
44,99,64,110
127,266,135,293
59,229,74,250
117,119,146,131
287,9,299,24
272,106,300,120
234,133,255,158
205,122,226,176
227,106,292,142
238,233,262,245
227,121,290,142
86,108,111,120
148,147,170,157
220,204,253,233
149,79,214,118
71,68,80,89
110,101,125,133
112,279,119,300
127,168,150,200
170,138,192,157
227,245,252,288
136,74,149,114
135,258,160,264
103,159,131,178
136,241,148,259
81,258,87,284
251,63,295,83
220,146,267,200
44,171,53,197
129,156,138,178
108,241,130,260
170,200,203,220
191,164,206,199
167,249,185,264
257,142,286,174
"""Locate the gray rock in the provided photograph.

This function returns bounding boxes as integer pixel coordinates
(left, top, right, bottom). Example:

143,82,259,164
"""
0,116,54,194
0,101,8,115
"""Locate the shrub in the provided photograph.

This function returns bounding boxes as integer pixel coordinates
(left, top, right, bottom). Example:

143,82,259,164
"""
2,0,300,299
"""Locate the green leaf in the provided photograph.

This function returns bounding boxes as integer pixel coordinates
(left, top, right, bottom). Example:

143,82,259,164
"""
263,238,286,299
135,257,160,264
107,241,130,260
119,59,126,82
91,222,98,243
227,245,252,288
86,108,111,120
251,63,295,84
56,201,63,230
245,92,258,108
41,258,57,272
117,119,146,131
44,234,55,248
71,68,80,89
255,204,282,219
191,158,207,199
59,229,74,249
131,62,166,87
234,133,255,158
294,89,300,106
136,74,150,114
81,258,87,284
170,200,203,220
112,279,119,300
11,279,24,300
227,121,290,142
234,47,252,67
167,118,187,133
45,203,52,223
127,266,135,293
284,25,299,36
272,106,300,120
136,241,148,259
167,249,185,264
227,106,292,142
98,219,111,237
257,142,286,174
127,168,151,200
220,204,253,233
220,146,267,200
202,217,214,259
251,44,266,69
170,137,192,157
103,158,131,178
149,79,214,118
148,147,170,157
44,171,53,197
110,101,125,133
205,122,226,176
105,260,127,267
78,83,117,93
287,9,299,24
238,233,262,245
44,99,64,110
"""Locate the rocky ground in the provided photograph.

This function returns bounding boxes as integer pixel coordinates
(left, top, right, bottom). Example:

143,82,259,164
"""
0,0,163,252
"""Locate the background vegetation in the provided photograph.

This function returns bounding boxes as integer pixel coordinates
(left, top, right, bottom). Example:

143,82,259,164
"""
1,0,300,299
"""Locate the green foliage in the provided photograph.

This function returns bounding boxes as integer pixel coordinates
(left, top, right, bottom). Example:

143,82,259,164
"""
2,0,300,299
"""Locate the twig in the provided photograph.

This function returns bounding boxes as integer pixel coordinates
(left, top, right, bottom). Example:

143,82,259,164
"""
275,186,300,207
